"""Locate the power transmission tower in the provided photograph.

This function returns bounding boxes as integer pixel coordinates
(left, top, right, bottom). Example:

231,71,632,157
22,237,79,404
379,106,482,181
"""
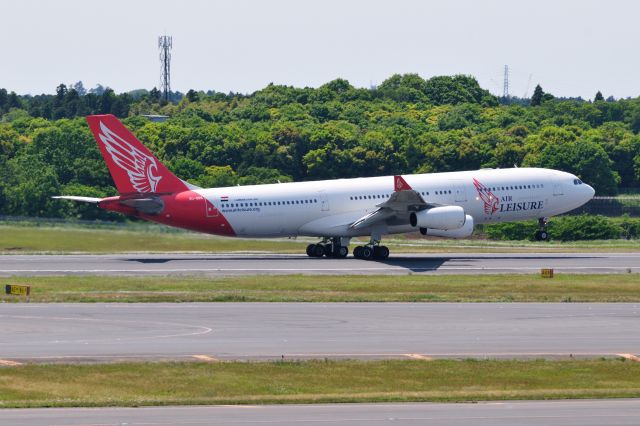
502,65,509,99
158,35,172,101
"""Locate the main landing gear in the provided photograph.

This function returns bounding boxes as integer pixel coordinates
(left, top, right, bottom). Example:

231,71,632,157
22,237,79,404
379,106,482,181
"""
534,217,549,241
306,237,349,258
353,244,389,260
305,236,390,260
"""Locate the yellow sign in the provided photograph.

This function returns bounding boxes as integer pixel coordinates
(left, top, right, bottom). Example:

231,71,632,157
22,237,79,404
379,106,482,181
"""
541,268,554,278
5,285,30,296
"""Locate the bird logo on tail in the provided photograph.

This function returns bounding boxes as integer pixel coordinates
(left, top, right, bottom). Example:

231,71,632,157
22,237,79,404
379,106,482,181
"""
97,121,162,193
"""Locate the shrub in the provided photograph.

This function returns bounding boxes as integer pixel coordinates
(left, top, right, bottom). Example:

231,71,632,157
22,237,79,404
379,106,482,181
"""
484,215,633,241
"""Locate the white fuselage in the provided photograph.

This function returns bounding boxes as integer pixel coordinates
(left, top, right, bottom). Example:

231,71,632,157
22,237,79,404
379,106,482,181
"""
195,168,595,238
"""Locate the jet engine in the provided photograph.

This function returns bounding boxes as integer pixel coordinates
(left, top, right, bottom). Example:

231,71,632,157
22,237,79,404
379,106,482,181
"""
420,214,474,238
410,206,466,230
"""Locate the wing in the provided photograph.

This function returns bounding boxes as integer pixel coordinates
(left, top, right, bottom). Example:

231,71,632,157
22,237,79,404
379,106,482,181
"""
98,121,162,193
349,175,438,230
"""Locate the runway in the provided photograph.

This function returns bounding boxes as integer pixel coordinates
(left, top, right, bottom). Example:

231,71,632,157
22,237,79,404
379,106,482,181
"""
3,400,640,425
0,252,639,276
1,303,639,363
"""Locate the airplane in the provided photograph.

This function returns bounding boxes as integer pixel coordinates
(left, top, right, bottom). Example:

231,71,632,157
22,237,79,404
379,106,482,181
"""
54,114,595,260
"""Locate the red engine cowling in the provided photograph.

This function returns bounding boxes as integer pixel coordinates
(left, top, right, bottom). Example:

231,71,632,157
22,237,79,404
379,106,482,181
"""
410,206,466,230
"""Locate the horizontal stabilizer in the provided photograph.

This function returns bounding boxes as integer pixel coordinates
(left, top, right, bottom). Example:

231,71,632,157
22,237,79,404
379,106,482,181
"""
52,196,101,203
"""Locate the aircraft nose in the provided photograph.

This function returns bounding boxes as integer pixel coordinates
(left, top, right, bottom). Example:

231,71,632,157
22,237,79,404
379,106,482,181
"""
585,184,595,200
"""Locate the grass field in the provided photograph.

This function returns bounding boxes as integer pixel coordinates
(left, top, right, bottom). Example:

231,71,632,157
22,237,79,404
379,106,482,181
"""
1,224,639,254
1,274,639,303
0,359,639,408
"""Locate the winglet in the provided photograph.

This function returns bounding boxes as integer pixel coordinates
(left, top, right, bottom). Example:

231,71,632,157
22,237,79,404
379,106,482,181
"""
394,175,412,192
86,114,187,195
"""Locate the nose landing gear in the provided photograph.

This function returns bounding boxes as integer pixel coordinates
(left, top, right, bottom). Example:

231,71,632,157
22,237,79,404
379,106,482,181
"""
534,217,549,241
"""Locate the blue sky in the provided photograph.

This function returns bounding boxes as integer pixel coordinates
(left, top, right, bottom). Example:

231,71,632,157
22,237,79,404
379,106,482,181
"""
1,0,638,99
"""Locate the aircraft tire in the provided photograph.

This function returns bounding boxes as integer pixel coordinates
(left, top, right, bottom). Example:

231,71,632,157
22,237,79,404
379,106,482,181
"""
361,245,374,260
306,244,316,257
313,244,325,257
337,246,348,258
353,246,363,259
374,245,390,260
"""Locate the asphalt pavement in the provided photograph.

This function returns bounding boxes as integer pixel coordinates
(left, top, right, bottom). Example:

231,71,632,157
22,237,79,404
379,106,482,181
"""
0,252,639,275
0,303,638,363
2,400,640,425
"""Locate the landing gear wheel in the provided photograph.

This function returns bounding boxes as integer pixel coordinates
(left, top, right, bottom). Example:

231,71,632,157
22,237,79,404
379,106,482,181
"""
353,246,364,259
306,244,325,257
313,244,325,257
361,245,374,260
373,245,390,260
323,244,333,257
337,246,348,258
534,230,549,241
306,244,316,257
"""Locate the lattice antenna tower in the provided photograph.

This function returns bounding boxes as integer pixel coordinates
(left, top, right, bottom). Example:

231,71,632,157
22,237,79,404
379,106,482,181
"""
502,65,509,99
158,35,172,101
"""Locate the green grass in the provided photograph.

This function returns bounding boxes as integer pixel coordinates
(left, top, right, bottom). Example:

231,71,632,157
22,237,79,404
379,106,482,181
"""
0,225,304,253
1,359,639,408
1,224,639,254
2,274,639,303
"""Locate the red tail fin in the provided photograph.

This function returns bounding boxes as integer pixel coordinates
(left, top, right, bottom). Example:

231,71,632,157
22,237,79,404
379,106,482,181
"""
86,114,187,195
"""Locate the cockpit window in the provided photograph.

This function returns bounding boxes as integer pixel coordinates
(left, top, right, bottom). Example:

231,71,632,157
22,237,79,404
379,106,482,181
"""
573,179,583,185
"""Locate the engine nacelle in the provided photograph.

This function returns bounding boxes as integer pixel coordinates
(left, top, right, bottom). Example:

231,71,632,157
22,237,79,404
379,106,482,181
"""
420,214,474,239
410,206,466,230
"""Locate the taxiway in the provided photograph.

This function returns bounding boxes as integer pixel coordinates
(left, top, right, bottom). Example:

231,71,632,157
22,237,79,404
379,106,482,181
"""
0,303,638,363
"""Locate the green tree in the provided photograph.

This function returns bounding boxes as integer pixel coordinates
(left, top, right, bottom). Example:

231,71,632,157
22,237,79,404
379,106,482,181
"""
196,165,237,188
4,157,62,217
531,85,544,106
186,89,200,103
594,91,604,102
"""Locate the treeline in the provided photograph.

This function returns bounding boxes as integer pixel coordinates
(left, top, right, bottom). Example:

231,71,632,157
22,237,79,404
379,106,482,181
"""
1,74,640,222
